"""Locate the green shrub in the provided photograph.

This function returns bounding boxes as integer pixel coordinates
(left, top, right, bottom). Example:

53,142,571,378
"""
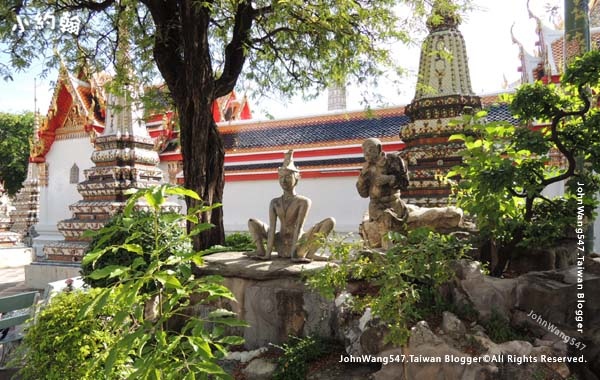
81,210,192,288
224,232,255,251
306,228,469,345
79,184,246,379
482,309,529,343
17,289,130,380
273,336,339,380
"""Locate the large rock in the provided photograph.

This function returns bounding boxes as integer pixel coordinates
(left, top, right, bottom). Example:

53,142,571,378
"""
515,267,600,330
405,204,465,233
455,264,517,320
441,311,466,336
196,251,336,349
508,243,577,274
197,251,332,280
243,357,277,380
373,323,495,380
372,345,495,380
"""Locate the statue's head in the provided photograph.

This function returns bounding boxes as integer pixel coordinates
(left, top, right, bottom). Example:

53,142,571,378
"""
278,150,300,191
362,138,383,164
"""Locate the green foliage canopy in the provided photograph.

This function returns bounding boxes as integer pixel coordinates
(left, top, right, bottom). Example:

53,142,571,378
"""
80,209,193,289
0,111,33,195
0,0,471,97
448,50,600,265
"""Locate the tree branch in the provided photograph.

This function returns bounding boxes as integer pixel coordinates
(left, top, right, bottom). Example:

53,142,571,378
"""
507,187,526,198
214,0,255,98
142,0,184,102
57,0,116,12
250,27,295,45
540,84,590,186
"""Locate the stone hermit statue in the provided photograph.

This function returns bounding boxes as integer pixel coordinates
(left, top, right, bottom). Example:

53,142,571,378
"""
356,138,409,248
248,150,335,262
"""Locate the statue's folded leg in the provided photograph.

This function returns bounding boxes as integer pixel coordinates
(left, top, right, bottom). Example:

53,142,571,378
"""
247,218,268,258
294,217,336,261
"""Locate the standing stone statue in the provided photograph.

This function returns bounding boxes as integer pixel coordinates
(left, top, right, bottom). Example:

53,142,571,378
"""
356,138,409,248
248,150,335,262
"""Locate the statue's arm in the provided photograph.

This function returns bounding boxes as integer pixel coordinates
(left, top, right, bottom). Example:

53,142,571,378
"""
356,166,370,198
375,174,395,186
266,200,277,255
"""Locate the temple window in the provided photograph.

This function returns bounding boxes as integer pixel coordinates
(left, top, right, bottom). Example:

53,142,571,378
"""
70,163,80,184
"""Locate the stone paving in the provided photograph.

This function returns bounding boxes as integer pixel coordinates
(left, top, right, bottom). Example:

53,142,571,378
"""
0,266,32,297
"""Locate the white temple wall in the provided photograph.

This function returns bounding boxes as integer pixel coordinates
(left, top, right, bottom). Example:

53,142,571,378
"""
156,161,187,211
33,137,95,256
222,176,367,234
541,180,599,252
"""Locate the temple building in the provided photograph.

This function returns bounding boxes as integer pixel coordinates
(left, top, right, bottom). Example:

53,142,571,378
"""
10,0,600,286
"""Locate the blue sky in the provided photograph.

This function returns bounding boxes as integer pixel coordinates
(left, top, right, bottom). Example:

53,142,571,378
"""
0,0,560,118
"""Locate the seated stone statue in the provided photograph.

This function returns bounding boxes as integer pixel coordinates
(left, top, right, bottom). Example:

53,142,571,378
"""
248,150,335,262
356,138,409,248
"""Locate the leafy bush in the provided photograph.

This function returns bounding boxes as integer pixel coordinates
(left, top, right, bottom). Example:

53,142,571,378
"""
273,336,339,380
79,184,246,379
482,309,529,343
306,228,469,345
17,289,129,380
447,51,600,274
81,210,192,288
224,232,255,251
449,118,598,251
202,232,256,254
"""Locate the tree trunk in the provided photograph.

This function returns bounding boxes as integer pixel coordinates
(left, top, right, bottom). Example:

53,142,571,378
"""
148,0,249,250
178,102,226,251
158,1,225,251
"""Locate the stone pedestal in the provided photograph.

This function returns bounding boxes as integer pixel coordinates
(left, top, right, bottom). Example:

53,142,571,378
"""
197,251,336,349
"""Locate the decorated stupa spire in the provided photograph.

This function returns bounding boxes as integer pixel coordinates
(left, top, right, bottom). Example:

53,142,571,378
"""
406,0,479,117
400,0,481,206
41,4,168,264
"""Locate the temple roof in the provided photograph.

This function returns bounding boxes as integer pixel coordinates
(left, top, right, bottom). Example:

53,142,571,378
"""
222,100,515,152
515,2,600,84
220,107,408,153
30,67,105,161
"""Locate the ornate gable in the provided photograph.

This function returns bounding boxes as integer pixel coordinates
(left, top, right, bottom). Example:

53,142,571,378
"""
30,67,106,162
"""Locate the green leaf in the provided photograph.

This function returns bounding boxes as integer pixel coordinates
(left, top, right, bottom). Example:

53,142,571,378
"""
208,309,237,319
194,361,229,375
218,336,244,346
189,223,215,237
81,248,105,266
88,265,129,280
166,186,201,200
121,243,143,254
448,133,466,141
123,191,145,216
155,273,183,289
